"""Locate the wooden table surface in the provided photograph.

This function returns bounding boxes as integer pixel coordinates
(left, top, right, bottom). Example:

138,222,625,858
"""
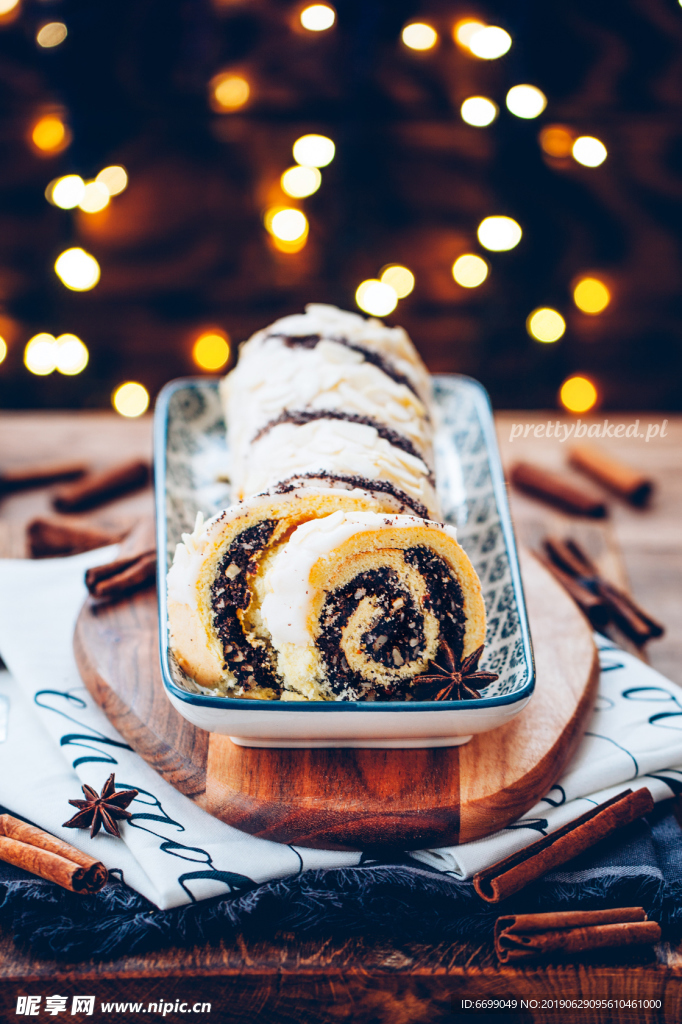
1,409,681,1023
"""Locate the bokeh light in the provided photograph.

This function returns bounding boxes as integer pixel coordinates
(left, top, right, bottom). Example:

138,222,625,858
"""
380,265,414,298
506,84,547,119
0,0,20,16
539,125,574,158
24,333,57,376
292,134,335,167
460,96,498,127
193,331,231,370
265,207,308,241
55,334,88,375
356,280,398,317
452,254,488,288
210,73,250,111
112,381,149,417
54,247,100,291
281,165,321,198
31,114,69,153
573,277,611,314
78,181,110,213
96,165,128,196
300,4,335,31
36,22,67,47
560,376,598,414
468,26,512,60
526,307,566,343
572,136,607,167
477,216,522,252
453,19,485,48
401,22,438,51
0,337,7,364
46,174,85,209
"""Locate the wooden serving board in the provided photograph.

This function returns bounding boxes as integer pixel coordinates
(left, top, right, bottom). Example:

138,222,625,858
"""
74,549,599,850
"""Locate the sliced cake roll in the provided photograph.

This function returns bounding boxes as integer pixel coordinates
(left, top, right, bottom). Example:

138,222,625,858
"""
261,510,487,702
167,484,433,699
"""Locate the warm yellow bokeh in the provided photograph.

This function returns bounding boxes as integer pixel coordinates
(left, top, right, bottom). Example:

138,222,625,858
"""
193,331,231,370
292,134,335,167
210,73,250,111
46,175,85,209
573,277,611,314
572,136,607,167
560,376,598,414
24,333,57,376
55,334,88,375
36,22,67,47
401,22,438,51
468,26,511,59
54,248,100,291
281,165,321,198
78,181,110,213
31,114,70,153
356,280,398,316
452,254,488,288
0,0,20,17
380,265,414,298
265,207,308,241
539,125,574,158
0,337,7,365
460,96,498,127
526,308,566,343
96,165,128,196
506,84,547,119
112,381,149,417
453,19,485,49
300,4,335,31
477,216,522,252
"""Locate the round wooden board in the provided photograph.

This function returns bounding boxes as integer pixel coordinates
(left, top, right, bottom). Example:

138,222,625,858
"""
74,549,599,850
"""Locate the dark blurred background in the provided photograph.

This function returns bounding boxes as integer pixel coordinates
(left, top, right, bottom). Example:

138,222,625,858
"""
1,0,681,416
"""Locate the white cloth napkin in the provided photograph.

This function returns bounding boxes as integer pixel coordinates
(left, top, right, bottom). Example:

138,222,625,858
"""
0,548,681,909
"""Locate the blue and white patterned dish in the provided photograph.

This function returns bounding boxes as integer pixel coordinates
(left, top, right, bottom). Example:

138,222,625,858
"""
154,375,535,747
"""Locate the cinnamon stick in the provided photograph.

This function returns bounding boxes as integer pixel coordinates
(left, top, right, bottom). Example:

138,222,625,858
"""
0,814,107,894
27,516,127,558
495,908,660,963
53,459,150,513
473,787,654,903
569,444,653,506
535,551,609,629
85,550,156,599
509,462,607,517
0,459,88,495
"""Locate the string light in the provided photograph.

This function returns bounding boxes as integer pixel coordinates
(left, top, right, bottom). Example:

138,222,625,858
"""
0,0,20,15
55,334,88,375
210,73,250,112
460,96,498,127
526,308,566,343
36,22,67,48
452,254,488,288
281,165,321,198
265,207,308,242
506,85,547,119
46,175,85,209
572,136,607,167
78,181,110,213
54,248,100,291
560,376,598,414
573,277,611,314
31,114,70,154
477,216,522,252
356,280,398,317
539,125,574,158
192,331,231,370
300,4,335,31
24,334,57,376
96,166,128,196
453,19,485,48
401,22,438,51
0,337,7,365
380,265,414,298
112,382,149,417
292,134,335,167
468,26,511,60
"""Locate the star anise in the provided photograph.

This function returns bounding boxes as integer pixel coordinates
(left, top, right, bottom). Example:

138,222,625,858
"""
63,773,138,838
414,642,499,701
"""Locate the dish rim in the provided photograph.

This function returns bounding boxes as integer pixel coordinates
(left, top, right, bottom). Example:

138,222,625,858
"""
154,374,535,713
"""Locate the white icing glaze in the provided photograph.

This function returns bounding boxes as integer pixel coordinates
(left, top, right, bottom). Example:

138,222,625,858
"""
261,510,458,647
